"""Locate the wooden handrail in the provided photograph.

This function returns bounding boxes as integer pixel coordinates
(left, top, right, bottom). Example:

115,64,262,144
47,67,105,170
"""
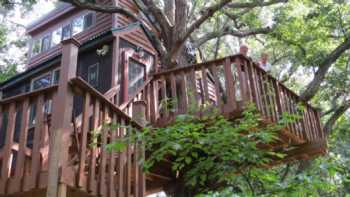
0,85,58,104
69,77,142,129
152,54,317,112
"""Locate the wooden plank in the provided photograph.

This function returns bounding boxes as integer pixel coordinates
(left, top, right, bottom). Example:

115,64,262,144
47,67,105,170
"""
77,92,91,189
236,58,247,106
27,95,45,191
273,81,283,120
149,81,157,123
242,60,252,102
99,106,109,196
252,67,264,113
223,57,237,111
246,60,259,107
201,66,210,104
125,124,132,197
160,77,169,118
210,64,222,108
88,99,100,194
179,71,188,114
0,103,16,194
257,70,268,117
108,114,117,197
9,99,30,194
117,118,125,197
267,78,278,123
170,73,177,115
188,68,199,110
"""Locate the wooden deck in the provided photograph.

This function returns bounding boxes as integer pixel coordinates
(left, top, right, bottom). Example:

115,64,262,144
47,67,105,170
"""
0,40,326,196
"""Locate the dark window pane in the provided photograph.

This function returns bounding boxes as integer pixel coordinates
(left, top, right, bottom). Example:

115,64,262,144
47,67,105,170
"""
62,24,71,40
32,73,52,90
84,13,94,29
88,63,99,88
128,60,145,98
0,112,8,149
29,103,36,127
53,70,60,84
41,34,51,52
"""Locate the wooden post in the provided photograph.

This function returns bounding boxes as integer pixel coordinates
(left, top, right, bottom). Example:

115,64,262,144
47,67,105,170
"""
46,38,80,197
132,101,146,197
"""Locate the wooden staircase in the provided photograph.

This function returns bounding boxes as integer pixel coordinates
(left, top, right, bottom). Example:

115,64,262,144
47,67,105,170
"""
0,40,326,197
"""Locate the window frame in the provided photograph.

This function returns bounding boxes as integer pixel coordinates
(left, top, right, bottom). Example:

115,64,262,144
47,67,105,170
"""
30,68,60,91
88,63,99,88
30,12,96,58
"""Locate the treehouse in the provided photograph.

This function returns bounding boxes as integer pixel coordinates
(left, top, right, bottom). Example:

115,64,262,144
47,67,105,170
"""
0,1,326,197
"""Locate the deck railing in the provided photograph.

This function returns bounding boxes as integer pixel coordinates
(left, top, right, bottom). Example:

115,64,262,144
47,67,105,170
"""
149,55,324,144
69,77,145,197
0,86,57,194
0,38,325,196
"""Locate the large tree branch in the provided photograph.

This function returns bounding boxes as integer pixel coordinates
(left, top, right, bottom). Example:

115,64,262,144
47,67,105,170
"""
300,38,350,101
141,0,172,37
194,27,272,47
323,99,350,135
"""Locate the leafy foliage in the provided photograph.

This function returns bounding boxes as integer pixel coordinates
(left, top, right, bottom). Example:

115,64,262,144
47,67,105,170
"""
108,105,304,195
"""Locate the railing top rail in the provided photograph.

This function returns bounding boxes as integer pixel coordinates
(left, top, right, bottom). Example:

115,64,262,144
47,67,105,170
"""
152,54,318,112
70,77,143,129
0,85,58,105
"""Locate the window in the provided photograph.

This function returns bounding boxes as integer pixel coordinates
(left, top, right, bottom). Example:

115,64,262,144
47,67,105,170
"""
72,16,84,36
128,59,145,98
30,12,95,57
62,24,71,40
31,68,60,91
84,13,94,30
41,34,51,52
52,28,62,46
32,39,41,56
53,69,60,84
88,63,99,88
31,73,52,91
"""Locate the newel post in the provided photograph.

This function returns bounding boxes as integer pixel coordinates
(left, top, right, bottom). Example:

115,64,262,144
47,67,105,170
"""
132,101,146,197
46,38,80,197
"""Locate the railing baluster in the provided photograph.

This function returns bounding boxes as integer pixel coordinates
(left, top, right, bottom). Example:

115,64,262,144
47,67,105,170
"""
160,76,168,119
9,99,29,193
246,61,259,107
78,92,90,189
201,66,210,104
210,64,222,109
26,95,45,191
180,71,188,114
224,57,237,113
0,103,16,193
99,106,108,196
108,114,117,197
189,68,199,110
170,73,177,116
88,99,99,194
117,118,125,197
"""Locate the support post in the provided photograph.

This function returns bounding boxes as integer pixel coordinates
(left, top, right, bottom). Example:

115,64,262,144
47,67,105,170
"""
46,38,80,197
132,101,147,197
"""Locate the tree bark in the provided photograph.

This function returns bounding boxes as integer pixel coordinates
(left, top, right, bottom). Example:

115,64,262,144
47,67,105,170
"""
300,38,350,101
323,100,350,135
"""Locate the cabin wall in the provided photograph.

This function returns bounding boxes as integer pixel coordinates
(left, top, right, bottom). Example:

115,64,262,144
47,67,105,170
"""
27,0,114,69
